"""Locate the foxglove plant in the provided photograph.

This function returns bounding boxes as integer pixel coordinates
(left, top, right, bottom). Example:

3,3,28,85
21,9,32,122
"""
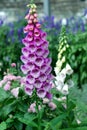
21,4,53,99
54,27,73,95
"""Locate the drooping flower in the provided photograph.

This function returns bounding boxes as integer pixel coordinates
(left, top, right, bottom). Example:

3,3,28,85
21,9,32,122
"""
28,102,36,113
11,87,19,98
21,4,53,99
48,102,57,110
28,102,41,113
4,81,11,91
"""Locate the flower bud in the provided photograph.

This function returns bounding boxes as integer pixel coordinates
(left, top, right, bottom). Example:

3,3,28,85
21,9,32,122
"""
48,102,57,110
34,13,37,17
11,63,16,67
30,15,34,20
33,9,36,12
28,20,32,24
25,14,30,19
33,18,38,23
36,23,41,28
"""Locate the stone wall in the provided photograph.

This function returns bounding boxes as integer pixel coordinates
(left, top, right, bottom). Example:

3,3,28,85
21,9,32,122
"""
50,0,87,19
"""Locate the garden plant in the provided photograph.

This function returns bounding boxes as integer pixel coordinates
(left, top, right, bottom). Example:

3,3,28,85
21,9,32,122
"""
0,2,87,130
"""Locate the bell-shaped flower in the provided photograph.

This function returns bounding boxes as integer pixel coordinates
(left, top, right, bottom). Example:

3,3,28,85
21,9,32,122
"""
11,87,19,98
65,64,73,75
4,81,11,91
20,4,53,99
37,88,46,98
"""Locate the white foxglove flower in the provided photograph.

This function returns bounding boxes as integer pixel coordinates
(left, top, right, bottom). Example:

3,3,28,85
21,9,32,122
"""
65,64,73,75
61,84,69,95
57,96,66,101
59,49,64,55
55,72,66,82
56,62,62,68
58,53,62,59
43,98,49,104
55,80,64,91
60,68,67,75
67,79,74,88
62,46,66,51
61,56,66,63
54,67,60,75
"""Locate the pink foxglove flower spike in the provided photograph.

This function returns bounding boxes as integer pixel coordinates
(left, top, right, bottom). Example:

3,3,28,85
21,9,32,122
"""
21,4,53,99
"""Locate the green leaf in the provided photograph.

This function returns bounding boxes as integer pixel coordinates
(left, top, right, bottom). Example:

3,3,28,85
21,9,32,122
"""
25,125,33,130
17,102,28,112
68,100,76,111
0,100,17,118
15,113,38,128
50,113,67,130
39,107,44,119
0,122,6,130
24,113,37,121
0,88,9,102
5,118,14,128
14,120,23,130
60,126,87,130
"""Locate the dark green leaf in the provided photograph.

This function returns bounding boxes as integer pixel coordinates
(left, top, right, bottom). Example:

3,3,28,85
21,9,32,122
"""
50,114,67,130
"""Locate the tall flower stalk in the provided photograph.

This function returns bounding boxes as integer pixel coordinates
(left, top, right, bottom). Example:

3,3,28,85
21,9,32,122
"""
21,4,53,99
54,27,73,95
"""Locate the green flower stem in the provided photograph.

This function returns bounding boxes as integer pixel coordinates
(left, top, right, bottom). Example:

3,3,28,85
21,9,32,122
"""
66,95,71,127
36,97,41,130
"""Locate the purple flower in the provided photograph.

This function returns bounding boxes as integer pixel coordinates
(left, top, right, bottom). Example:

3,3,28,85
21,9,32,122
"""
21,65,28,74
0,19,3,26
26,75,35,84
25,87,33,96
37,88,46,98
21,4,53,99
21,55,28,64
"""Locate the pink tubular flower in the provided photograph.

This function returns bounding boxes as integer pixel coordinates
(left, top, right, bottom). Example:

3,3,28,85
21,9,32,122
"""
25,14,30,20
4,81,11,91
28,102,41,113
0,80,5,87
11,87,19,98
36,23,41,28
5,74,17,81
28,103,36,113
48,102,57,110
20,4,53,99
